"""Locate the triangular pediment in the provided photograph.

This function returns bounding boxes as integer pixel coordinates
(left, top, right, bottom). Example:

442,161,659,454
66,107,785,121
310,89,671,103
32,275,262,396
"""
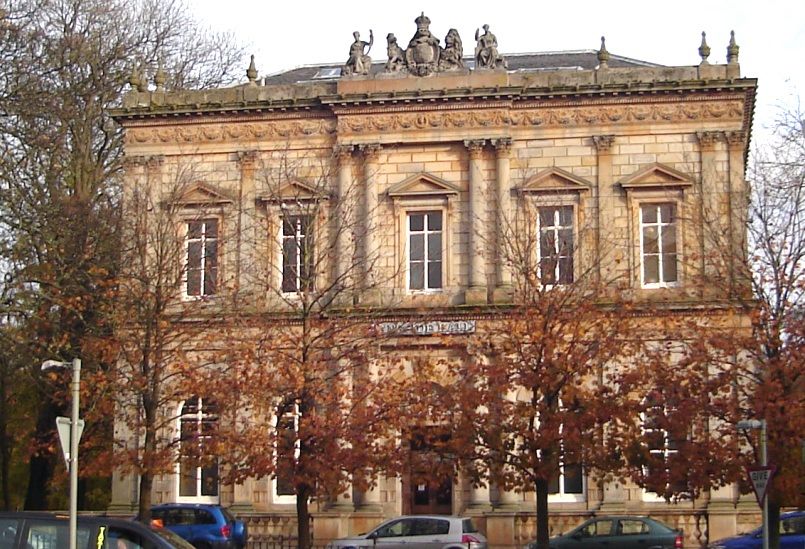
620,163,692,190
520,168,591,194
387,173,460,199
175,183,234,206
258,179,328,203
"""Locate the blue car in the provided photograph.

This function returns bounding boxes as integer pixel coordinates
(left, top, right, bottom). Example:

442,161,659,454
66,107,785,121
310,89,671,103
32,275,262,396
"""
150,503,248,549
708,511,805,549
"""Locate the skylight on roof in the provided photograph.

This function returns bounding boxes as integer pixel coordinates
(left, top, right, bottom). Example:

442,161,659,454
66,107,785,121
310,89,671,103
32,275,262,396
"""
314,67,341,79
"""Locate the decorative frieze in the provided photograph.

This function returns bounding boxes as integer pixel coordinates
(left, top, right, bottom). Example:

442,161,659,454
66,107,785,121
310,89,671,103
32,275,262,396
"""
336,100,744,136
125,119,337,145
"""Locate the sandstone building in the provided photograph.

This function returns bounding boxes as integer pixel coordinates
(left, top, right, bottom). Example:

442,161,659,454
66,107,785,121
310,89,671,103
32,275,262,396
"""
110,15,759,548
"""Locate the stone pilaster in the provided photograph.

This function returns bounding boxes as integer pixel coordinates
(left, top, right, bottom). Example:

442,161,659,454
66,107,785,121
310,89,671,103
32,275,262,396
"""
465,139,488,305
492,138,513,303
726,131,748,296
230,478,255,512
696,131,725,290
360,144,382,305
236,150,257,300
334,145,355,300
593,135,615,283
468,481,492,511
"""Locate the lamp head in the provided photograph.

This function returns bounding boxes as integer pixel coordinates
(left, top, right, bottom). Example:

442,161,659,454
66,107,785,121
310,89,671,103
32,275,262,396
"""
737,419,764,430
41,359,68,371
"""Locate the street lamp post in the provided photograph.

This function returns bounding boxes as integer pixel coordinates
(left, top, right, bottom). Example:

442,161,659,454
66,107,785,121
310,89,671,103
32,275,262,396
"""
42,358,81,549
737,419,768,549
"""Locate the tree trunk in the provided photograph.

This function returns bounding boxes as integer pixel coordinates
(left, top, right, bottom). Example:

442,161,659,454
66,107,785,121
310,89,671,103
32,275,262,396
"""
534,477,550,549
138,473,153,523
296,483,312,549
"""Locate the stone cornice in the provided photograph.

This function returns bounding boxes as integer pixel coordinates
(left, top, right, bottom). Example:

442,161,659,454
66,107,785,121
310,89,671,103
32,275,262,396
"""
120,89,749,146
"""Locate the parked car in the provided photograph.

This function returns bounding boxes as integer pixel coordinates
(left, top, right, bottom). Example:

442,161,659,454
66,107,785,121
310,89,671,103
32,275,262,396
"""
708,510,805,549
524,515,684,549
149,504,247,549
326,515,487,548
0,511,195,548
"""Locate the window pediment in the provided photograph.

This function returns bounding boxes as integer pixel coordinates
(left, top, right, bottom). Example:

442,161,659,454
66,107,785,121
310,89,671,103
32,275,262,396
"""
174,183,234,206
258,179,330,204
620,163,692,191
519,168,591,194
387,172,460,199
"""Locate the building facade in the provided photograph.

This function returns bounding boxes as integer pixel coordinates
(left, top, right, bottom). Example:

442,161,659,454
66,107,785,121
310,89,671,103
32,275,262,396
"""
111,16,760,548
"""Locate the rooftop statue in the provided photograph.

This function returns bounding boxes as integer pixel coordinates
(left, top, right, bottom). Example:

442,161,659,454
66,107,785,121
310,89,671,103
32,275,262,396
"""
405,12,440,76
343,30,373,76
384,33,406,73
439,28,464,71
475,24,507,69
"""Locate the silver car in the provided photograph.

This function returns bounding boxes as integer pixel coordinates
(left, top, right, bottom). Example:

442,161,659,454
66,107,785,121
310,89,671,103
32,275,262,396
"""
326,515,487,549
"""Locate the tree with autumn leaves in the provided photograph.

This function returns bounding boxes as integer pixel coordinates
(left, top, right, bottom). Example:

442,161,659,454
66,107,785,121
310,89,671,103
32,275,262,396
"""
677,105,805,547
0,0,245,509
190,150,412,549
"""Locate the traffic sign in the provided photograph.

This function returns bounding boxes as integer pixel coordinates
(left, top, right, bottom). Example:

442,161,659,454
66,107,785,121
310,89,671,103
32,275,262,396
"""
746,466,776,506
56,416,85,468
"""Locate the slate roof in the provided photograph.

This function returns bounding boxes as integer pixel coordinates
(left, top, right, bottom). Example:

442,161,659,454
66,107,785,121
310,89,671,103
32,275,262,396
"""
262,50,662,85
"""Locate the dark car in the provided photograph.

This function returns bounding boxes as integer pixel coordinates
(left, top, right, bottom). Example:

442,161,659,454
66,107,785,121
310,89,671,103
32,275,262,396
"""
150,504,247,549
0,511,195,548
708,510,805,549
525,515,683,549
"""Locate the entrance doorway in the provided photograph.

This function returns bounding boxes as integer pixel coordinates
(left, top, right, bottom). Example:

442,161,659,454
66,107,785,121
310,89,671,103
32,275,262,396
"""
403,428,454,515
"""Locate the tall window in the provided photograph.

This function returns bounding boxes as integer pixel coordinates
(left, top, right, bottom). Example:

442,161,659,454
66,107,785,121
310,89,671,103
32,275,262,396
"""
185,219,218,297
178,396,219,500
274,404,299,502
641,394,687,498
408,211,442,291
640,203,678,287
537,206,574,285
281,215,313,293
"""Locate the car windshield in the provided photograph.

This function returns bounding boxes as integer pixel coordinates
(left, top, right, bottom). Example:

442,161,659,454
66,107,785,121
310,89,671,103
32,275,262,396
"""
463,518,479,533
647,518,676,533
151,526,196,548
221,508,236,523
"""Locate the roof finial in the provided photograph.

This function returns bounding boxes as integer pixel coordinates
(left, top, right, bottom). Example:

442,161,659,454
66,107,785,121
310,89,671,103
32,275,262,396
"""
247,54,258,85
136,59,148,92
726,30,739,65
154,58,166,92
597,36,610,69
698,31,711,65
127,64,140,90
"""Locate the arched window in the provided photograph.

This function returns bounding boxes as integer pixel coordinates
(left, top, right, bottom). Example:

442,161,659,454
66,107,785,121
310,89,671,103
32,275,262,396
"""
177,396,219,502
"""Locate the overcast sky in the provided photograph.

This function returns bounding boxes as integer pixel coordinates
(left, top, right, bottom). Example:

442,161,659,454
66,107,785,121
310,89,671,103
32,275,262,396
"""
184,0,804,144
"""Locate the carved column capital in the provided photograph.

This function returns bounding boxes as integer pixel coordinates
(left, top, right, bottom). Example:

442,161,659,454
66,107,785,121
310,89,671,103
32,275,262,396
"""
492,137,512,156
237,150,258,166
145,155,165,169
359,143,382,161
593,135,615,152
696,131,723,150
465,139,486,158
726,131,746,150
123,155,149,169
334,144,354,163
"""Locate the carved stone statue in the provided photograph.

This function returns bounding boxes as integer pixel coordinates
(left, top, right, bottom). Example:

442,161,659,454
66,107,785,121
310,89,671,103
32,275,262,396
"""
474,24,507,69
405,12,440,76
343,30,373,76
439,28,464,71
384,33,406,73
